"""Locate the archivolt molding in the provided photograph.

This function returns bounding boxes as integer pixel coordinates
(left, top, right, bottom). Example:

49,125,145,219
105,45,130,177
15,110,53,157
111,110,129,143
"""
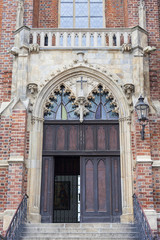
38,60,124,93
32,65,130,121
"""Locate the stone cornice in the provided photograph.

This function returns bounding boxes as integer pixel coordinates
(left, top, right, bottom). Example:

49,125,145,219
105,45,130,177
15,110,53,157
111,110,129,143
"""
152,161,160,167
136,155,153,163
0,161,9,168
8,156,24,163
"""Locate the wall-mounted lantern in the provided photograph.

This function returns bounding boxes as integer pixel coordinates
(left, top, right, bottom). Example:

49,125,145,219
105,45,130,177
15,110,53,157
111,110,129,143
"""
135,95,149,140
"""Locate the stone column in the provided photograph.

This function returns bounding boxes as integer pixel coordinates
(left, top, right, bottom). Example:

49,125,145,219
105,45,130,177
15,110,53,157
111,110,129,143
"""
27,117,44,222
119,116,134,223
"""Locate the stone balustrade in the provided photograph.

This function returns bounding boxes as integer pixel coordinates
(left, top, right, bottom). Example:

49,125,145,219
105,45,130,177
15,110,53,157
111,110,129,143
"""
14,26,148,50
29,28,132,48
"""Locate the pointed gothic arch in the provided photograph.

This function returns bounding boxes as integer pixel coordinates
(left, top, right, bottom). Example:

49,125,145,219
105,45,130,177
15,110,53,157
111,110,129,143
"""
28,66,133,224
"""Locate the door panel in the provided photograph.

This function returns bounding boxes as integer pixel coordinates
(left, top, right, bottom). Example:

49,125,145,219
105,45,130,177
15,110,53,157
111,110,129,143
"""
98,160,106,212
111,157,122,221
85,160,94,212
43,122,120,153
84,125,95,150
40,156,55,223
80,156,121,222
81,157,111,222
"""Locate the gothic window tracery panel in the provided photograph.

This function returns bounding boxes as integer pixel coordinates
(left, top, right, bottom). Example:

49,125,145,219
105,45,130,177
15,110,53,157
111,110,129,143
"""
84,85,119,120
44,85,79,121
60,0,103,28
44,84,118,121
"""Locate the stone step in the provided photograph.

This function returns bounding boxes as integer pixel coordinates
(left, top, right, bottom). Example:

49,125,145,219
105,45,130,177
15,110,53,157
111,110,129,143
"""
20,223,140,240
20,238,140,240
24,223,136,228
22,228,138,234
20,232,139,238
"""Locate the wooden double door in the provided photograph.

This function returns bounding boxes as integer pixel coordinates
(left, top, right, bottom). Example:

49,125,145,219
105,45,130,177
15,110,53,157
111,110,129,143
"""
41,121,122,223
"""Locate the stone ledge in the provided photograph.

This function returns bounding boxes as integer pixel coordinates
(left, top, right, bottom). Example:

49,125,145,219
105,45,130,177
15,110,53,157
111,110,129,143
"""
3,210,16,231
8,156,24,163
0,212,3,220
0,161,9,168
136,155,153,163
152,161,160,167
144,209,157,230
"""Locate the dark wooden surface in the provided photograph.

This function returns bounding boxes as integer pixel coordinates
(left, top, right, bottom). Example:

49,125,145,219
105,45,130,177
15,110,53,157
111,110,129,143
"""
43,121,119,155
40,156,55,223
41,121,121,223
80,156,122,222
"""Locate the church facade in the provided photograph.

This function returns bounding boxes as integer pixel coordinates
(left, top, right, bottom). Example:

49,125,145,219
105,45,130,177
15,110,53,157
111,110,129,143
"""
0,0,160,236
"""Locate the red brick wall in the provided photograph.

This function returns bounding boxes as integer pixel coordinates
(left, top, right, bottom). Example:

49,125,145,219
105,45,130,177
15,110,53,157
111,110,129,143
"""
150,118,160,162
136,163,154,209
33,0,40,27
6,108,27,210
0,0,3,42
158,218,160,236
0,0,17,103
145,0,160,101
7,163,24,209
10,109,27,157
153,168,160,212
0,117,11,161
39,0,58,28
0,168,8,212
24,0,34,27
105,0,125,27
127,0,139,27
132,113,151,157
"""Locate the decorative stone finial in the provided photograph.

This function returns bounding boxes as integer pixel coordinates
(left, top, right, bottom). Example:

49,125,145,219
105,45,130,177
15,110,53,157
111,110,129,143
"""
16,0,24,29
139,0,146,30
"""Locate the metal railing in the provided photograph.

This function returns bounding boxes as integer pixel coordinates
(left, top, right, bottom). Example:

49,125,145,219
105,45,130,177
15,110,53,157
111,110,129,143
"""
0,194,28,240
133,193,159,240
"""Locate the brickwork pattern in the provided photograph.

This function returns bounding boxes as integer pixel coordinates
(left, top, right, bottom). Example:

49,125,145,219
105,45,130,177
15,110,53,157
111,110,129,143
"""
10,109,27,157
127,0,139,27
33,0,40,27
150,118,160,162
0,168,8,212
39,0,58,28
0,117,11,161
136,163,154,209
0,0,3,42
105,0,125,27
153,168,160,212
145,0,160,101
0,0,17,103
158,218,160,236
7,163,24,210
24,0,34,27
